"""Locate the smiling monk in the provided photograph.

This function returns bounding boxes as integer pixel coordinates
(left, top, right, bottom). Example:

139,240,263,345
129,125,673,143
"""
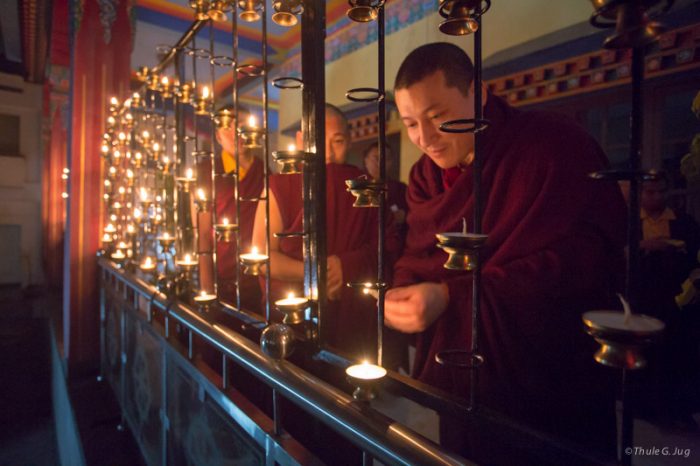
385,42,627,463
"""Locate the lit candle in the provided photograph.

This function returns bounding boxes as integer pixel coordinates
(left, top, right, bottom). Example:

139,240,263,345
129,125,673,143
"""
140,188,149,202
117,241,128,250
177,253,198,266
194,290,217,303
276,292,308,307
152,142,160,153
288,143,297,152
104,223,117,233
240,246,267,261
107,116,116,127
140,257,156,271
345,361,387,380
142,130,150,141
111,250,126,261
247,115,257,128
222,217,229,226
201,86,210,100
102,233,113,243
118,132,126,142
186,168,194,180
110,97,119,106
197,188,206,201
101,144,110,154
162,232,170,240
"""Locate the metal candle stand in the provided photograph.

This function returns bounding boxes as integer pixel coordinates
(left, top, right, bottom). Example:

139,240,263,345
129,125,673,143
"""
431,0,490,413
587,1,673,464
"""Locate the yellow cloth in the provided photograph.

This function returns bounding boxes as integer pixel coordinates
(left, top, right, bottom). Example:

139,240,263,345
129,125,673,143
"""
641,207,675,239
221,150,248,180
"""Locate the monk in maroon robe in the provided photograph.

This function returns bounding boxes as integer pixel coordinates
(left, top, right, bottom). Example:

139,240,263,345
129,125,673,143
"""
386,43,626,463
253,105,399,361
215,114,264,313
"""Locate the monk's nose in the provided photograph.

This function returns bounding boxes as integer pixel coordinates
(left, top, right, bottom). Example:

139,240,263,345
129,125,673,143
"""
419,123,439,147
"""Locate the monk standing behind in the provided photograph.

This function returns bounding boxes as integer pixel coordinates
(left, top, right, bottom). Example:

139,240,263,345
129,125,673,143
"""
385,43,626,463
252,104,399,362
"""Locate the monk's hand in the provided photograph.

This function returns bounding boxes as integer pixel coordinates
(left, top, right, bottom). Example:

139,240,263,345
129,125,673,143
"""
384,282,449,333
327,255,343,301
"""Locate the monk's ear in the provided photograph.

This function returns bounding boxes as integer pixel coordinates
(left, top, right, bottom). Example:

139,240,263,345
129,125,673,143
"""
481,81,488,108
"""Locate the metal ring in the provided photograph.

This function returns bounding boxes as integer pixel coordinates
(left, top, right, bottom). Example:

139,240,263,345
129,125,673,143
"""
346,87,384,103
185,47,211,59
588,169,662,181
438,0,491,19
193,150,212,160
239,196,266,202
155,44,176,55
346,282,387,291
237,64,264,77
274,231,307,238
272,76,304,90
439,118,490,134
435,349,484,369
210,55,236,67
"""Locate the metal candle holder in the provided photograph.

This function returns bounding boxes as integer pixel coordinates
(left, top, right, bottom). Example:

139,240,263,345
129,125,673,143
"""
194,189,212,212
345,176,385,208
194,88,212,116
178,82,193,104
237,124,262,149
193,291,217,313
157,233,175,250
272,148,312,174
345,362,387,402
274,294,309,325
435,232,488,271
189,0,211,20
239,249,268,276
438,0,490,36
214,219,238,242
582,311,664,369
175,173,196,193
272,0,303,27
213,108,234,130
346,0,383,23
238,0,263,22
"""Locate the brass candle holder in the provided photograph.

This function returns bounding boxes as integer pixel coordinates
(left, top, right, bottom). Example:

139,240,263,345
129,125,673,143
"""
213,108,234,130
157,232,176,250
238,0,263,22
214,218,238,242
175,169,196,193
438,0,483,36
178,82,193,104
189,0,211,20
194,188,212,212
272,145,310,174
108,97,120,115
583,309,664,369
194,290,217,312
111,248,127,265
435,230,487,271
345,176,385,208
274,293,309,325
194,86,212,116
239,247,268,276
176,254,199,282
139,256,157,275
272,0,304,27
345,362,387,402
346,0,382,23
237,115,262,149
130,92,143,109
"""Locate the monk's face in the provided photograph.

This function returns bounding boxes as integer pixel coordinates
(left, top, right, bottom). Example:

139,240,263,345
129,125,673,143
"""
325,111,349,164
396,70,484,169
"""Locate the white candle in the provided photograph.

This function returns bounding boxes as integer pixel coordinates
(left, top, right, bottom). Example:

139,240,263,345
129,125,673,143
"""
194,290,217,302
240,246,268,262
276,292,308,307
584,311,664,333
104,223,117,233
111,250,126,260
102,233,113,242
140,257,156,271
346,362,387,380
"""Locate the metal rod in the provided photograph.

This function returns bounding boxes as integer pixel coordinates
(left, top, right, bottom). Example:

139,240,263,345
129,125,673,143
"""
151,21,206,76
262,2,272,323
376,3,386,367
232,2,242,312
208,19,219,296
469,12,484,413
301,0,327,348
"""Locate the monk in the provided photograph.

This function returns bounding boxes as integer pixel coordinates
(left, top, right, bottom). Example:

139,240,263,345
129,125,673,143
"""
215,109,264,313
385,43,626,463
252,104,398,361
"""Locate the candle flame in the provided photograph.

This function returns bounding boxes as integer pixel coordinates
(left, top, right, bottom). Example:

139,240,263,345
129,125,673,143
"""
110,97,118,106
152,142,160,152
118,186,125,195
186,168,193,179
162,76,169,86
251,246,258,255
287,292,295,300
197,188,206,201
118,132,126,141
200,290,207,297
140,188,148,201
185,254,192,262
248,115,257,128
163,232,170,239
107,116,116,125
202,86,210,100
222,217,229,226
288,143,296,152
101,144,109,153
135,152,142,160
113,150,121,158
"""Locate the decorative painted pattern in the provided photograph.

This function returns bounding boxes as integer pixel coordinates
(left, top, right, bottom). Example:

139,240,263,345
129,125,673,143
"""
489,23,700,107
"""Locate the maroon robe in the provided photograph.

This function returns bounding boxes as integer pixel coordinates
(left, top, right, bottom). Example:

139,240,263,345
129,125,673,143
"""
395,95,626,450
270,163,396,359
215,156,264,312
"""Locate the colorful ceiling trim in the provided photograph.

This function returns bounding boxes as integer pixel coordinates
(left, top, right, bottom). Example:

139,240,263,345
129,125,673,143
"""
489,23,700,107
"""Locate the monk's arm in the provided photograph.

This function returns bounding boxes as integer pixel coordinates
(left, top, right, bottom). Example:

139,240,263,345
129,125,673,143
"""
251,189,304,281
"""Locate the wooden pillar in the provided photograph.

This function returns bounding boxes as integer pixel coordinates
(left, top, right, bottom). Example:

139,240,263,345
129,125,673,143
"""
63,0,132,373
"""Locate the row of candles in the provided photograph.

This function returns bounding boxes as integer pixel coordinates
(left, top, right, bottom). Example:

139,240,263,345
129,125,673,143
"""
101,67,389,393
